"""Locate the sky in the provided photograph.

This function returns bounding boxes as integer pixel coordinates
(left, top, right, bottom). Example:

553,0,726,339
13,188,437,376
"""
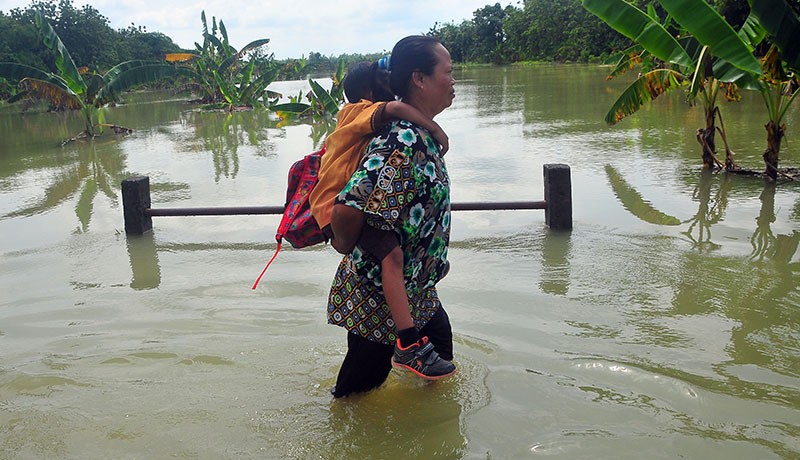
0,0,511,59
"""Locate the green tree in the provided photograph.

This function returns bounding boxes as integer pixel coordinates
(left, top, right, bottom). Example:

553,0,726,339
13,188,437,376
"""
471,3,508,63
429,20,475,63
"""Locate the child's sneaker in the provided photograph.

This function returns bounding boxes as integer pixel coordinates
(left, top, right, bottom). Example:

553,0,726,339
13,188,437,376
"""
392,336,457,380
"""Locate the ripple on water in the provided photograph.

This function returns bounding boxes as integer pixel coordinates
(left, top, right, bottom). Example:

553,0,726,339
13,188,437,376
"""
1,374,90,397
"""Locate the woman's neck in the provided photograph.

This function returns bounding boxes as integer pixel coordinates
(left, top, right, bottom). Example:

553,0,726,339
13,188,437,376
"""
402,94,436,120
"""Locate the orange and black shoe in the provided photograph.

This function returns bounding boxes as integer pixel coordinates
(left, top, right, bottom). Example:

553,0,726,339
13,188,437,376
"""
392,336,457,380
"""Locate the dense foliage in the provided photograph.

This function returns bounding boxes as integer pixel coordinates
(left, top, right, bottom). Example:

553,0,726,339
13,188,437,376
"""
0,0,182,99
0,0,181,70
428,0,799,64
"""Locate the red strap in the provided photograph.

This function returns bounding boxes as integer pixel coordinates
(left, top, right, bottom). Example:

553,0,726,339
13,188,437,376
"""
251,240,282,290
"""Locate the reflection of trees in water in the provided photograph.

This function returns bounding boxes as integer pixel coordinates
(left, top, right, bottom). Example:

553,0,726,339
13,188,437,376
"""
682,169,731,252
605,164,681,226
184,110,281,182
606,168,799,416
2,140,124,232
309,117,336,150
607,167,797,262
1,136,190,231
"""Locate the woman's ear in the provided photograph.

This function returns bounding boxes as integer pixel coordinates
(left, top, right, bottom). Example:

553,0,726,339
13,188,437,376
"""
411,70,425,89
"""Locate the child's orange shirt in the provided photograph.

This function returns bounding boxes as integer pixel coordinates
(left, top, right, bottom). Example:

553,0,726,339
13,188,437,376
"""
310,100,386,230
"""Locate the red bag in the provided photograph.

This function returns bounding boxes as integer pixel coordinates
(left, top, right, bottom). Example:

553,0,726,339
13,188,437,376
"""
252,146,327,289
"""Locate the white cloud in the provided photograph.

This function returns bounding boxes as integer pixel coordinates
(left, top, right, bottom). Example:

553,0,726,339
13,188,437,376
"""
0,0,508,58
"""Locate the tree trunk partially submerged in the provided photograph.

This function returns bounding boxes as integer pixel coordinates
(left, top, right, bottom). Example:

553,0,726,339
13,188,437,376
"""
697,107,722,170
764,120,785,182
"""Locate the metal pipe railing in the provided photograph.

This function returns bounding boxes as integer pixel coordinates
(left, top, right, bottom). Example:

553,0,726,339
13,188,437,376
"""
122,163,571,233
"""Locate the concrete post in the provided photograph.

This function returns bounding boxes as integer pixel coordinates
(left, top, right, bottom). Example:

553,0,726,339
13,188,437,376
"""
543,164,572,231
122,176,152,235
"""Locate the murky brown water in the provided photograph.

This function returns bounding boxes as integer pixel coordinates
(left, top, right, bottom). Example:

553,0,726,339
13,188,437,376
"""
1,65,798,459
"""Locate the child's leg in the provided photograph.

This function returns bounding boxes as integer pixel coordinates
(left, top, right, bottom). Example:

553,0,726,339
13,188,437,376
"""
418,306,453,361
381,247,413,329
381,247,419,346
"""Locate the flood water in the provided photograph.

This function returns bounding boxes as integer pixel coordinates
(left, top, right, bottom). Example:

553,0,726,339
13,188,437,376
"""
1,65,798,459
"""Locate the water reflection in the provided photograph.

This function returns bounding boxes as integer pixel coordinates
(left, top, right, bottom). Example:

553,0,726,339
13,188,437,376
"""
682,170,731,251
179,110,281,181
2,139,126,232
126,232,161,290
540,229,572,295
605,164,681,226
609,168,800,267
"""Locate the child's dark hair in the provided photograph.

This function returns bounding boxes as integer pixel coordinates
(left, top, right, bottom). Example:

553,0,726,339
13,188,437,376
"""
343,61,394,103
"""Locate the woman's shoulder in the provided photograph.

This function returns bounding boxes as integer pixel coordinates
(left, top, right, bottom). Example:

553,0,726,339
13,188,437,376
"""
372,119,437,154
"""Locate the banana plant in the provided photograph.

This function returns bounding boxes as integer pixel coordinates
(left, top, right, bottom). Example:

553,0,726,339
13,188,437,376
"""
271,59,346,121
165,11,279,111
583,0,762,170
0,11,186,140
746,0,800,180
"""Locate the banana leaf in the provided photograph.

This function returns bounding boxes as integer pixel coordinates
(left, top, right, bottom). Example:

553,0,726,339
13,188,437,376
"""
582,0,693,68
213,70,236,104
748,0,800,70
711,13,767,85
605,68,687,125
34,11,87,96
659,0,761,75
0,62,56,83
309,79,340,116
240,67,280,104
97,64,186,104
607,45,645,79
18,77,82,110
237,39,271,58
689,46,712,101
204,34,229,59
738,13,768,49
102,60,162,82
219,20,229,46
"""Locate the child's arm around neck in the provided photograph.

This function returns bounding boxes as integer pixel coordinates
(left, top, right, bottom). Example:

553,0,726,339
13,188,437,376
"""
380,101,449,154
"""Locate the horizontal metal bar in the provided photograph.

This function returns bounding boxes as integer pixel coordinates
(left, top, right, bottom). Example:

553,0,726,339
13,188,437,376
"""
450,201,546,211
147,206,284,216
145,201,547,217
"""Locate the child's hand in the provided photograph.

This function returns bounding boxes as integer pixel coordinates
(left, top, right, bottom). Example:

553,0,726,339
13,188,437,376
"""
432,128,449,155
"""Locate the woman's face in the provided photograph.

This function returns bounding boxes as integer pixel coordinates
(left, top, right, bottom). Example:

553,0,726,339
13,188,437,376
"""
419,44,455,116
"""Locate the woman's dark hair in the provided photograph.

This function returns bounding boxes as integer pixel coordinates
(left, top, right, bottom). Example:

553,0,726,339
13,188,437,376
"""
389,35,443,99
343,62,394,103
